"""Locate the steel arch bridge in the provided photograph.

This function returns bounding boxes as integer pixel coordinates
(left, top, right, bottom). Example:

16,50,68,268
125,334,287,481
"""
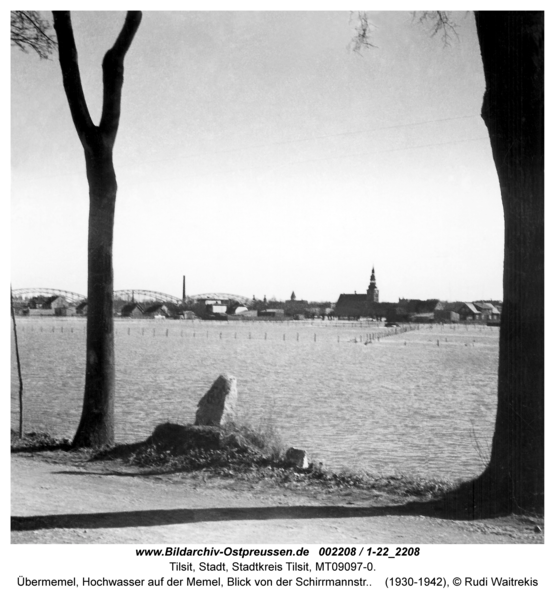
12,288,251,306
188,293,250,304
114,289,183,304
115,291,250,304
12,288,87,304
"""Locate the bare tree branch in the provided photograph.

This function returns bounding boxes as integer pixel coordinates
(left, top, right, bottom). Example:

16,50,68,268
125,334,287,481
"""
99,12,143,144
414,11,459,47
11,11,57,59
52,11,143,151
349,11,377,54
350,11,460,54
52,12,95,146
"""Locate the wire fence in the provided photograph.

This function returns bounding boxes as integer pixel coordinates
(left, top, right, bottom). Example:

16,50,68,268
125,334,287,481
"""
12,319,495,346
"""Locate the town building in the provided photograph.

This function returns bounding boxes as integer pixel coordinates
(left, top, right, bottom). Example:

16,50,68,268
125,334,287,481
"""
196,298,228,315
473,301,501,321
456,302,482,321
393,298,443,323
367,267,379,302
284,291,309,317
335,267,472,323
335,267,393,319
143,303,170,319
257,308,286,319
27,295,70,316
434,302,463,323
76,301,88,316
120,303,145,318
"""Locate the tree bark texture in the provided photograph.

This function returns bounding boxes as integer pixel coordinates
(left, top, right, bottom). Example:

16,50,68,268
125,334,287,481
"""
53,12,142,448
73,148,118,447
474,12,544,512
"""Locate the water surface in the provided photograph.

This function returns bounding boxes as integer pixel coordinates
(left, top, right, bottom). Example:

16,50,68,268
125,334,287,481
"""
11,319,498,479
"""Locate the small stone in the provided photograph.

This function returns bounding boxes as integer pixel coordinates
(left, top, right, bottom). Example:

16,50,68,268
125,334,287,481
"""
195,374,237,426
285,447,309,469
534,525,542,533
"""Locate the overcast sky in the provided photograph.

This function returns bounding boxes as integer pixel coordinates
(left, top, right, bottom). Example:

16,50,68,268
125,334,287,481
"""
11,10,505,303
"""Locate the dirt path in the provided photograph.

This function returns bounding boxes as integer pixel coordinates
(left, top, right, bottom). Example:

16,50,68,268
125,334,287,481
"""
11,453,542,544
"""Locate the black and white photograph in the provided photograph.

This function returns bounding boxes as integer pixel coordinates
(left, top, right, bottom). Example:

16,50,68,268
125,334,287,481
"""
9,4,548,593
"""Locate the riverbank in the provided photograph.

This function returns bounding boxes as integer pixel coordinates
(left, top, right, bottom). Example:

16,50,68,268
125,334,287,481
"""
11,432,543,544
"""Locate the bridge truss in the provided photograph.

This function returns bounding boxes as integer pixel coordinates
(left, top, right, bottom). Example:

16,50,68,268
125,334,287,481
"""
188,293,251,304
114,289,183,304
12,288,251,306
12,288,87,304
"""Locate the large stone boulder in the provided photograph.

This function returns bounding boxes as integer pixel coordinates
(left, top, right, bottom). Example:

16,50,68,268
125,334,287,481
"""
194,374,237,427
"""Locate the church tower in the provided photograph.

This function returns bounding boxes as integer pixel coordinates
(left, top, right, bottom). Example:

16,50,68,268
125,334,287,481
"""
367,267,379,303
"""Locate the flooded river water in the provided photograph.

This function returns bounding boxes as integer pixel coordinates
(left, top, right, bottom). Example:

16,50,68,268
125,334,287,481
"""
11,319,498,479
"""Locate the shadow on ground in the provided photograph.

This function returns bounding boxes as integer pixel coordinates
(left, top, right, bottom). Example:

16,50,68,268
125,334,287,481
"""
12,503,434,532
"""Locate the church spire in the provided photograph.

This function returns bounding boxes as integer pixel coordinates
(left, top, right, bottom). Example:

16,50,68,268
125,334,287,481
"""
367,266,379,303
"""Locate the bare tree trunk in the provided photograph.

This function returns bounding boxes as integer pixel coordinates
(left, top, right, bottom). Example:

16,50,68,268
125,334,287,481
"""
53,11,142,448
474,11,544,513
73,149,117,447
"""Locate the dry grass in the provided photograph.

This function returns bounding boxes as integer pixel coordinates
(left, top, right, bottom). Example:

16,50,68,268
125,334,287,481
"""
11,427,455,501
10,429,71,451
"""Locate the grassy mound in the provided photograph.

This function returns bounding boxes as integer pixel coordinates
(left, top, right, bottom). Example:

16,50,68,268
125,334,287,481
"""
11,425,455,502
92,421,290,474
90,422,454,499
11,430,71,452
